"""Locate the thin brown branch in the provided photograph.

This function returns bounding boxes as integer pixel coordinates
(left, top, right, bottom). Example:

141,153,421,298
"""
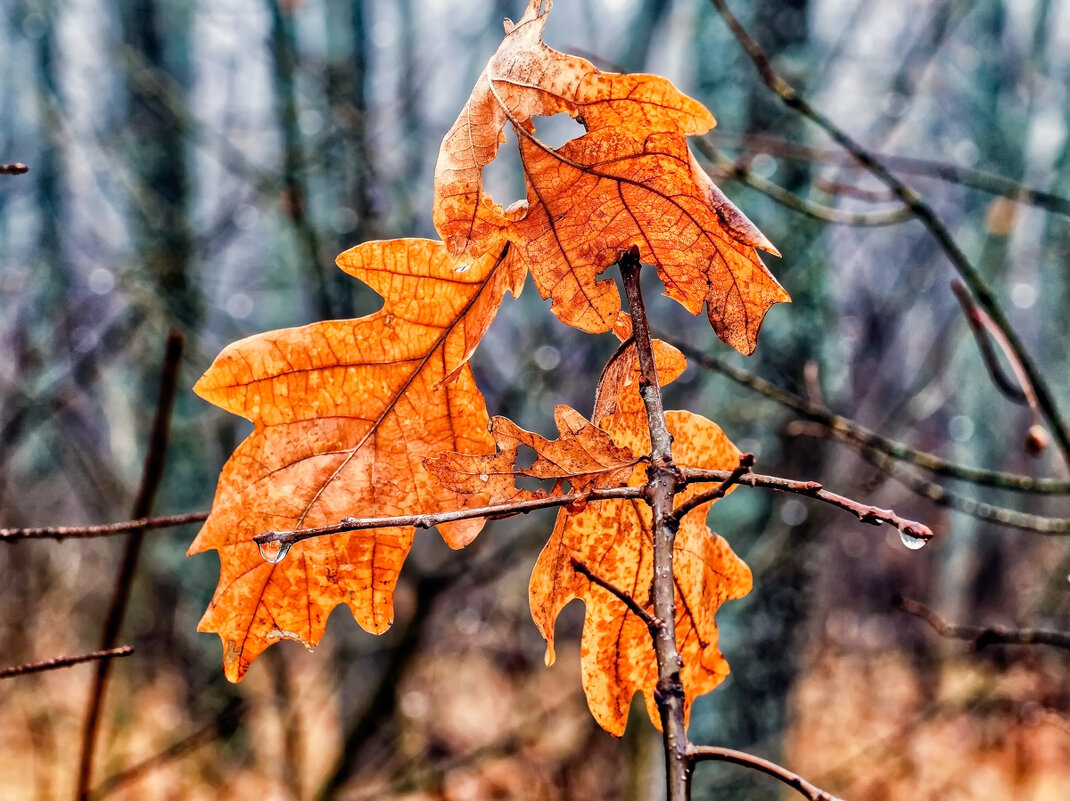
680,468,933,545
255,468,931,549
571,558,659,636
0,511,208,542
0,647,133,680
894,596,1070,650
673,453,754,522
619,246,691,801
788,422,1070,535
0,162,29,175
664,333,1070,495
710,0,1070,474
689,745,843,801
76,330,184,801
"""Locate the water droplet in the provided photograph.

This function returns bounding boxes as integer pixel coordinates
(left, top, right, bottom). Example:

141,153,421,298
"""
478,473,489,482
258,539,292,564
899,530,927,550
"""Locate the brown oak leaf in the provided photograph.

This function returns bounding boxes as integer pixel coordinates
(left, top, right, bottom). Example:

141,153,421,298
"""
189,239,523,681
513,128,787,353
433,0,713,259
425,404,640,502
529,341,752,734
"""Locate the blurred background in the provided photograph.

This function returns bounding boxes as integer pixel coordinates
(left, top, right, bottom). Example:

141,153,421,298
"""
2,0,1069,798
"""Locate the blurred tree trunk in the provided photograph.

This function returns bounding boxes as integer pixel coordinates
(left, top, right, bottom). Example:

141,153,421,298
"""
119,0,198,329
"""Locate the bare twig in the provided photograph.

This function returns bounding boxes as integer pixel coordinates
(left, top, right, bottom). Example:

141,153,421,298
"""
709,0,1070,473
894,596,1070,650
0,162,29,175
673,453,754,522
76,331,184,801
0,647,133,680
571,558,659,636
680,468,932,544
0,512,208,542
689,745,843,801
255,468,931,549
665,334,1070,495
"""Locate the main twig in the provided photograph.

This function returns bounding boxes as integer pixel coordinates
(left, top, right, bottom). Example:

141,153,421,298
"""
709,0,1070,473
618,245,692,801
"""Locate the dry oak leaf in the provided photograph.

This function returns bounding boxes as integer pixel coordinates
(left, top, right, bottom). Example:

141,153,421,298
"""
189,238,523,681
433,0,713,259
512,127,787,353
425,404,640,503
530,340,752,735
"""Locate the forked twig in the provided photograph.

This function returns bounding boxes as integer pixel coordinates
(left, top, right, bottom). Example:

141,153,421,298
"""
673,453,754,522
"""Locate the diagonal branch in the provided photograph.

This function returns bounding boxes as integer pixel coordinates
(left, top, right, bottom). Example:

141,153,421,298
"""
571,558,659,637
664,333,1070,495
895,595,1070,650
709,0,1070,474
689,745,844,801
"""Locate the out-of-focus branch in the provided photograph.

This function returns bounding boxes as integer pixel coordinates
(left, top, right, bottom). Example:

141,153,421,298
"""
709,0,1070,473
0,646,133,680
689,745,844,801
76,331,184,801
0,162,29,175
664,335,1070,494
787,422,1070,535
696,142,912,227
0,512,208,542
950,281,1029,403
895,596,1070,650
708,131,1070,220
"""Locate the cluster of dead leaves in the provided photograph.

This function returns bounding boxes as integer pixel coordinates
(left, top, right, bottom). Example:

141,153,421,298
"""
190,0,785,734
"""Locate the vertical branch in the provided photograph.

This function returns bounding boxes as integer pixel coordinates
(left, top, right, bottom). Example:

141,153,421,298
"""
618,247,692,801
75,330,184,801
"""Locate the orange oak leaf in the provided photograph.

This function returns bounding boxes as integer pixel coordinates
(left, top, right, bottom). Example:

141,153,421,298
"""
433,0,713,259
529,341,752,735
512,128,787,353
425,404,640,502
189,238,524,681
